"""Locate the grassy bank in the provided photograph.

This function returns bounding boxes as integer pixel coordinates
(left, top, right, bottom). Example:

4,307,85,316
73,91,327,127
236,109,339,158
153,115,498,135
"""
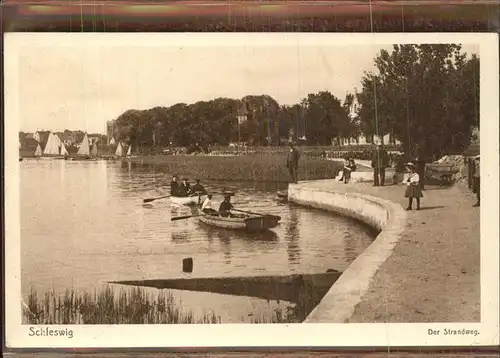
127,154,342,182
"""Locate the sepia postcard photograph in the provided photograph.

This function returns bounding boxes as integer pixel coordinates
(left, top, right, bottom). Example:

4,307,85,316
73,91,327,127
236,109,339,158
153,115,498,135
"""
4,32,499,348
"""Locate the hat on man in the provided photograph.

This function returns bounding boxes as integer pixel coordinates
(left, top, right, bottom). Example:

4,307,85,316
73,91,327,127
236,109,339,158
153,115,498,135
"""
406,162,416,168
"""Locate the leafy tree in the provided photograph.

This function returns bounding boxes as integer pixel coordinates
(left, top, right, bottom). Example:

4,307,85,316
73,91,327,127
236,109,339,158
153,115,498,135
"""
302,91,351,145
357,44,479,160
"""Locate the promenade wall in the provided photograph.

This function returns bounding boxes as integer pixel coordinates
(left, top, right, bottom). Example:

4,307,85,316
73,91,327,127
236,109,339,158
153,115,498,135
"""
287,182,407,323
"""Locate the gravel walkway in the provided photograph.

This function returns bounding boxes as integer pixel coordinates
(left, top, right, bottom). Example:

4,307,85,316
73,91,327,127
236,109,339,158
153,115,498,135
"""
301,180,480,322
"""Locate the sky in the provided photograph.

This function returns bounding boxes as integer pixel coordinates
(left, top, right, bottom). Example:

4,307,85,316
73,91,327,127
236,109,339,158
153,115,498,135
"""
9,34,479,134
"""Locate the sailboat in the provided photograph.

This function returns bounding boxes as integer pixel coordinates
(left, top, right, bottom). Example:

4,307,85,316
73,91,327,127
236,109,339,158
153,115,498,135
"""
90,142,98,157
126,145,132,157
60,142,69,157
77,133,91,157
34,143,43,157
115,142,124,157
54,134,68,159
42,132,62,159
71,133,97,161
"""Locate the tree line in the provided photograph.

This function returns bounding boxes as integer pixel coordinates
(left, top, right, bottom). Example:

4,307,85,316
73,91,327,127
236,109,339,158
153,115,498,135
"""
111,44,479,160
357,44,479,160
112,92,355,149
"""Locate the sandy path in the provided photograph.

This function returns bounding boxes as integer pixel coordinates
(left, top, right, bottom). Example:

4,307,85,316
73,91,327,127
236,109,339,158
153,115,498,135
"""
303,180,480,322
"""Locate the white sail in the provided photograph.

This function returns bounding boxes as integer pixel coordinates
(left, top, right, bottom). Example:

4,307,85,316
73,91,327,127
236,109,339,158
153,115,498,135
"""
44,132,61,155
77,133,90,156
34,143,43,156
54,134,62,146
60,143,69,156
126,145,131,156
109,137,116,145
115,142,124,157
90,143,98,157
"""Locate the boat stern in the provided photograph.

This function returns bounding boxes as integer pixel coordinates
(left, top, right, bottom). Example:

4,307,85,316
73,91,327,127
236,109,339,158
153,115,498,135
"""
244,215,281,231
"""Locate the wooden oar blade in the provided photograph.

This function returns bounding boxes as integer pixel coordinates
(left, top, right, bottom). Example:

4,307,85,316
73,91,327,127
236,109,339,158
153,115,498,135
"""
171,215,195,221
143,195,168,203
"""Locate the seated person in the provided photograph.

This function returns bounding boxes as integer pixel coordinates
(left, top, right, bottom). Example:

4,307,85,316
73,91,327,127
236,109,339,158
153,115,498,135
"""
170,175,180,196
339,158,355,183
349,158,357,172
201,194,217,214
191,179,207,195
218,195,234,217
177,178,191,197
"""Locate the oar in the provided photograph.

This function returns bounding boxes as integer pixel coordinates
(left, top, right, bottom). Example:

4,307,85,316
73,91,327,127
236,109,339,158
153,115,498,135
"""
232,208,281,220
171,214,203,221
143,195,169,203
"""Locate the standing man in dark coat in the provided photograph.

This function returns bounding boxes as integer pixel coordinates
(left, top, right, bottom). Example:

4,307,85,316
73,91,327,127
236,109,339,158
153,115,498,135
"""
473,155,480,207
286,142,300,184
371,143,389,186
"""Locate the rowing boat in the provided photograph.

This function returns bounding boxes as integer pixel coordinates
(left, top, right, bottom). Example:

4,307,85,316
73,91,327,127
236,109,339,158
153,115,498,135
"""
199,212,280,231
171,194,206,206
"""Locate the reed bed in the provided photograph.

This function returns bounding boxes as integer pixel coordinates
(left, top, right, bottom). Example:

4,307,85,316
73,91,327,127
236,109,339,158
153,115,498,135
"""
22,284,323,324
22,286,221,325
127,154,342,182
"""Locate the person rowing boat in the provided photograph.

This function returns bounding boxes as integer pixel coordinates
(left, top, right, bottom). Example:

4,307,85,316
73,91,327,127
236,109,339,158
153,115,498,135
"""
218,194,235,217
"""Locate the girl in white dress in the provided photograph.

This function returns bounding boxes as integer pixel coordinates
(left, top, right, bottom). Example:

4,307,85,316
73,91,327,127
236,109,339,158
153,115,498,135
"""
404,162,423,210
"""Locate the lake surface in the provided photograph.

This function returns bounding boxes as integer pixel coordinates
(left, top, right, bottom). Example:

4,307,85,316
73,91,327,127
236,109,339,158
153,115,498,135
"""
20,159,376,323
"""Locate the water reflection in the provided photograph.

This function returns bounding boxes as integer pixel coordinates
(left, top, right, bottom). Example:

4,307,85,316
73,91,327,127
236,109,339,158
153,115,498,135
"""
343,230,359,264
285,205,301,266
200,225,279,243
172,231,190,242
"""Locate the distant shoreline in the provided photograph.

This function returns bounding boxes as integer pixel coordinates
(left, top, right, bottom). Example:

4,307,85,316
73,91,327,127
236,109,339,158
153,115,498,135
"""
123,154,343,182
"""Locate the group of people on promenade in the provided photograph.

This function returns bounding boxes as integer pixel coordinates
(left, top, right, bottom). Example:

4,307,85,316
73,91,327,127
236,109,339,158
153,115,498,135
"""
287,141,428,211
369,143,424,189
369,143,424,210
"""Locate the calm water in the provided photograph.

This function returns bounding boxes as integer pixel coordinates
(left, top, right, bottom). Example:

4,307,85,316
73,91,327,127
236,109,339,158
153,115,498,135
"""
21,159,376,322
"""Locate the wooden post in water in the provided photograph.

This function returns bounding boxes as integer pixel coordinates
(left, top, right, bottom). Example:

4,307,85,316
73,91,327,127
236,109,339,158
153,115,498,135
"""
183,258,193,273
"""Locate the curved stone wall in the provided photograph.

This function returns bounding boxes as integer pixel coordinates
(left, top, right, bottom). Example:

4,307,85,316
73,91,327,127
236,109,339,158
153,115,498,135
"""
287,184,407,323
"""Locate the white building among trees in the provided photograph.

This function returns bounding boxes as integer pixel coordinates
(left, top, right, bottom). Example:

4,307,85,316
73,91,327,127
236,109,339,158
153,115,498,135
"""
337,94,401,147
